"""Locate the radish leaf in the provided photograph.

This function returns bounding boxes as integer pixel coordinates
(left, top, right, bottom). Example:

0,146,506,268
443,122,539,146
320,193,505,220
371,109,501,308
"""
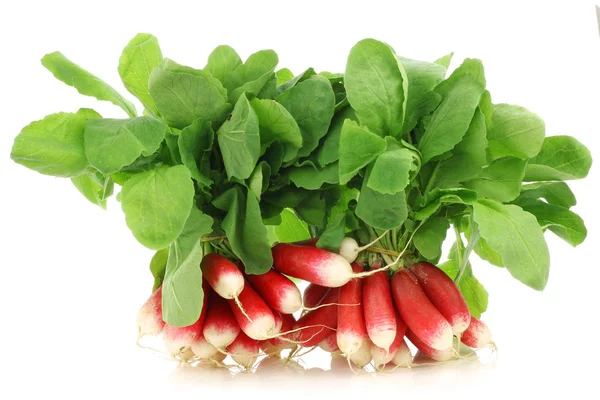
178,119,214,187
205,45,242,84
520,200,587,246
524,136,592,181
338,120,387,184
487,104,545,160
463,157,527,203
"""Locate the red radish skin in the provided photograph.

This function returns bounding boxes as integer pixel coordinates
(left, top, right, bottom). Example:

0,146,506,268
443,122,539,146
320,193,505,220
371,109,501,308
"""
294,288,339,347
349,337,373,368
410,262,471,335
461,316,492,348
337,263,368,355
319,331,340,353
201,254,244,299
272,243,353,287
391,339,412,367
227,331,260,369
391,269,453,350
272,312,283,335
203,290,240,349
371,316,408,368
229,281,276,340
363,261,397,350
261,314,296,354
163,280,210,355
244,268,302,314
136,286,165,337
303,284,329,308
406,329,453,362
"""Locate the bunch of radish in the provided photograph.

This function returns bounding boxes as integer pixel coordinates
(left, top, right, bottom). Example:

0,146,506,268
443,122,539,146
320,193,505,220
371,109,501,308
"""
137,241,493,370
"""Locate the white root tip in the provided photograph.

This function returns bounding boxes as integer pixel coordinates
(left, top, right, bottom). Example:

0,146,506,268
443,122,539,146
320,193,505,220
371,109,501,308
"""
429,323,454,351
370,329,396,352
321,255,354,288
392,343,412,367
244,315,276,340
217,273,245,299
279,289,303,314
338,333,366,356
349,339,373,368
191,338,218,360
204,326,240,349
339,237,359,263
371,344,396,368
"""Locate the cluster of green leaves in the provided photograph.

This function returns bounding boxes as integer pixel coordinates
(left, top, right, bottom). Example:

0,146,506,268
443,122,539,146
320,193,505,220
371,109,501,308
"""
10,35,592,326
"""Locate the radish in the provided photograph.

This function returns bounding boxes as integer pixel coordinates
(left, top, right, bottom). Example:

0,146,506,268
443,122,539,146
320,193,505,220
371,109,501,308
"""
203,290,240,349
244,267,302,314
272,311,283,335
391,269,453,350
319,331,340,353
163,280,210,356
261,313,296,354
391,339,412,367
363,260,397,350
292,237,319,246
339,237,360,263
349,337,373,368
136,285,165,337
201,253,244,301
191,335,219,360
294,288,339,347
406,329,453,362
211,351,227,363
461,316,492,348
337,263,368,355
228,280,276,340
227,331,260,369
371,316,407,368
303,283,329,308
410,261,470,335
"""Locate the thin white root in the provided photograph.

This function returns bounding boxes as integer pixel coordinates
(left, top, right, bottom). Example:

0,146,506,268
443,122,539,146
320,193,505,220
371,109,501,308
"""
234,295,253,323
356,230,389,252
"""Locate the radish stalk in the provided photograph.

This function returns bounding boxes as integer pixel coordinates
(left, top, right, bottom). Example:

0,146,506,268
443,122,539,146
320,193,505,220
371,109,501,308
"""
363,260,397,351
461,316,493,348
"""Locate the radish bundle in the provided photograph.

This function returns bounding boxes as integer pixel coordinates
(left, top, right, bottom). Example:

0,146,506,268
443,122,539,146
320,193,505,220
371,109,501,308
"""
11,33,592,372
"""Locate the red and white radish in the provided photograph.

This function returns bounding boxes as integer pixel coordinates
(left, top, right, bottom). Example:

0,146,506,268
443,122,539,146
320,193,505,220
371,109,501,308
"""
272,311,283,335
406,329,453,362
370,316,407,368
272,243,353,287
227,331,260,369
303,283,329,308
461,316,492,348
294,288,339,347
136,285,165,337
391,339,412,367
244,268,302,314
391,269,453,350
337,263,368,355
191,335,219,360
410,261,470,335
201,253,244,300
163,280,210,356
261,313,296,354
339,237,360,263
363,261,397,350
319,331,340,353
229,280,276,340
203,290,240,349
349,337,373,368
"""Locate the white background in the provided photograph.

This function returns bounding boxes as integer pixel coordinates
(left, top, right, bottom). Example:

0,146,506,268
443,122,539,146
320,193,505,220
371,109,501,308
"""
1,1,599,398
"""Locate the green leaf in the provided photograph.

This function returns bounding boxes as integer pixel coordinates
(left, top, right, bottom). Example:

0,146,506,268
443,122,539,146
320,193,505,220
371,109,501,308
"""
41,52,137,117
148,59,231,129
513,182,576,209
345,39,407,137
213,187,272,274
276,68,316,96
250,98,303,162
474,236,504,267
524,136,592,181
431,108,488,187
317,187,358,251
356,166,408,230
418,59,486,163
520,200,587,246
223,50,279,103
472,199,550,290
163,207,213,326
275,68,295,85
84,116,168,175
277,75,335,158
434,52,454,69
286,161,338,190
217,93,260,180
463,157,527,203
415,188,478,220
413,217,450,261
316,106,357,167
118,33,163,116
121,165,194,250
338,120,387,184
460,275,489,318
178,119,214,187
486,104,545,160
150,248,169,291
272,208,311,243
368,140,418,194
11,110,94,177
247,161,271,200
398,56,446,134
71,171,114,209
294,193,327,228
205,45,242,83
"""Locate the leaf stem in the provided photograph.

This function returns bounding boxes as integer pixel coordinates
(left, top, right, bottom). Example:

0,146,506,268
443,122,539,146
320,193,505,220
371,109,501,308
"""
423,161,441,197
455,216,480,284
